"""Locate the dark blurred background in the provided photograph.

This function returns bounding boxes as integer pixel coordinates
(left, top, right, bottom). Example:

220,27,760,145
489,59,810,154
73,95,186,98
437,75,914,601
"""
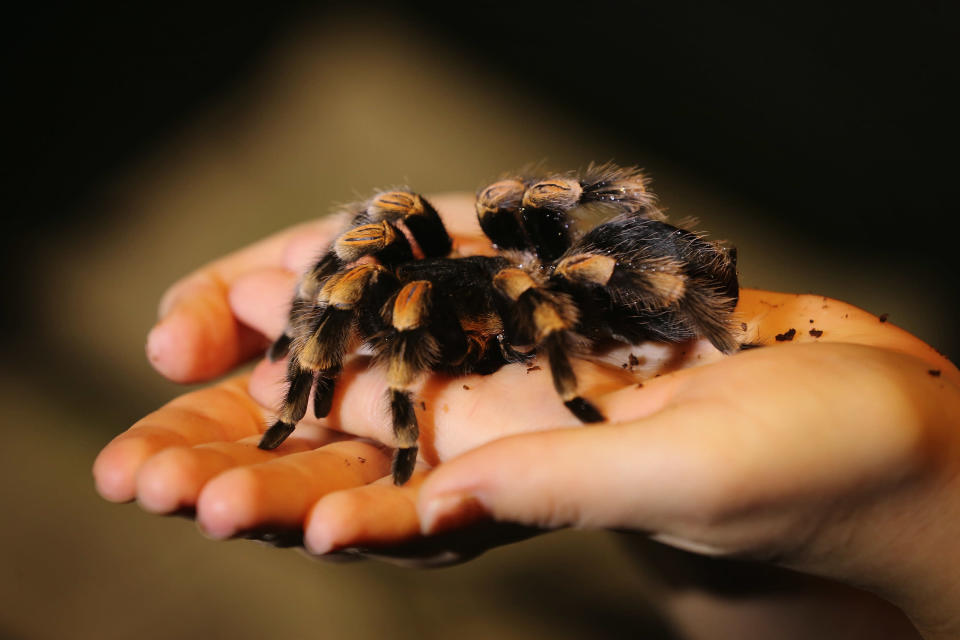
2,2,954,638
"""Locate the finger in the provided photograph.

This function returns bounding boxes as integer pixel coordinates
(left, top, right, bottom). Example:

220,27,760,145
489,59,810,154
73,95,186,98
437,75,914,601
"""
196,440,391,539
229,267,297,340
737,290,952,373
148,216,344,383
135,431,345,514
417,343,950,537
304,470,546,569
304,470,428,555
416,417,710,534
93,376,265,503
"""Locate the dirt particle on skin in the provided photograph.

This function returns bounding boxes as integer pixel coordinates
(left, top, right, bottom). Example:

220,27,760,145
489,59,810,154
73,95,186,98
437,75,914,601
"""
740,322,748,331
419,401,427,411
809,319,815,323
775,328,797,342
928,369,942,377
527,365,542,373
879,313,889,323
462,384,471,390
809,328,823,338
636,382,644,389
628,354,640,367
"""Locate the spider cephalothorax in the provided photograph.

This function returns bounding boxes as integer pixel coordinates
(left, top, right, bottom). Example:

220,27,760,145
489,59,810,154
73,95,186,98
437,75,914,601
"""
259,164,740,484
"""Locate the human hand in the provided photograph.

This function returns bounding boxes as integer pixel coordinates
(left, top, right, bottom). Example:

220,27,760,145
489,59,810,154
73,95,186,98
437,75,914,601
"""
92,193,574,562
93,194,959,638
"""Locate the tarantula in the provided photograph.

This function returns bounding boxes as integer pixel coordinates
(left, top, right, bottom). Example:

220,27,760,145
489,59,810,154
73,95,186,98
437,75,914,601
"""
258,164,740,485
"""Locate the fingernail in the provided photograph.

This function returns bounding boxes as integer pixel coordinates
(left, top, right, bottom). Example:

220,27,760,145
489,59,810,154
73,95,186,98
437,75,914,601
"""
420,493,490,535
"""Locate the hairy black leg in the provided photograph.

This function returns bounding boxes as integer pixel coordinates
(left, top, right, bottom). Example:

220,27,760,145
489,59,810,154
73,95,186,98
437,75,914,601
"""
555,217,740,354
521,207,568,262
542,333,604,423
492,266,605,425
519,178,582,260
259,306,352,450
368,191,452,258
379,280,440,485
268,252,343,362
334,220,413,268
259,264,392,450
577,162,659,216
259,359,314,448
476,179,529,252
388,389,419,485
497,334,534,364
475,165,661,262
312,366,340,418
273,190,451,362
267,333,293,363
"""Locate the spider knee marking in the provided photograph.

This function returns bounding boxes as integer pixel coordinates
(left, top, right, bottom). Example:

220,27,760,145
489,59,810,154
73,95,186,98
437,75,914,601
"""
492,268,536,300
369,191,425,218
555,253,616,286
523,177,583,211
392,281,432,331
477,179,525,218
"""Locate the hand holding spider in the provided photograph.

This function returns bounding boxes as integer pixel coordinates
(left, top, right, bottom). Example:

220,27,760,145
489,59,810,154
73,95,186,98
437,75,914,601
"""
94,191,960,639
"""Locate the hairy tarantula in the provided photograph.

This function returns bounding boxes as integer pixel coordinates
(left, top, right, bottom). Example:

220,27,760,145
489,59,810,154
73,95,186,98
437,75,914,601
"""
258,164,740,485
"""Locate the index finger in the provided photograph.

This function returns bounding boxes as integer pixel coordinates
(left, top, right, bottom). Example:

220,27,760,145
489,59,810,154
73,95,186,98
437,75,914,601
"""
147,215,345,383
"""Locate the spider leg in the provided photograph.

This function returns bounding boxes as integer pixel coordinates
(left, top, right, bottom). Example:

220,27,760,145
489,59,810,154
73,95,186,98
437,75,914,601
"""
269,190,449,361
492,267,604,424
476,165,662,262
379,280,441,485
555,218,740,354
367,191,452,258
259,264,393,450
476,179,530,252
268,252,342,362
497,333,535,364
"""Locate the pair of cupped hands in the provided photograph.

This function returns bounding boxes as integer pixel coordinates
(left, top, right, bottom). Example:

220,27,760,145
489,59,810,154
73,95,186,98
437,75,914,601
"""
94,194,959,638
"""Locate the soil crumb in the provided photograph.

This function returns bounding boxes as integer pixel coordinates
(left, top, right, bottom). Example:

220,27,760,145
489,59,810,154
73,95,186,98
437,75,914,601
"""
775,328,797,342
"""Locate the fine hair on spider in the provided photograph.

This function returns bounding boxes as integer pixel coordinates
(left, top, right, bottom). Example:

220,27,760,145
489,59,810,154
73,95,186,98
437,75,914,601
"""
259,163,741,485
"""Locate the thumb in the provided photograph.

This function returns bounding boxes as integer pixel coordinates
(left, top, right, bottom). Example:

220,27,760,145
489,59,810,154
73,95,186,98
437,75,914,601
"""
416,409,723,535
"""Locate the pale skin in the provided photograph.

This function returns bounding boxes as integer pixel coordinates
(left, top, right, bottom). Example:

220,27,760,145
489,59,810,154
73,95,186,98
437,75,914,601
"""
93,194,960,639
